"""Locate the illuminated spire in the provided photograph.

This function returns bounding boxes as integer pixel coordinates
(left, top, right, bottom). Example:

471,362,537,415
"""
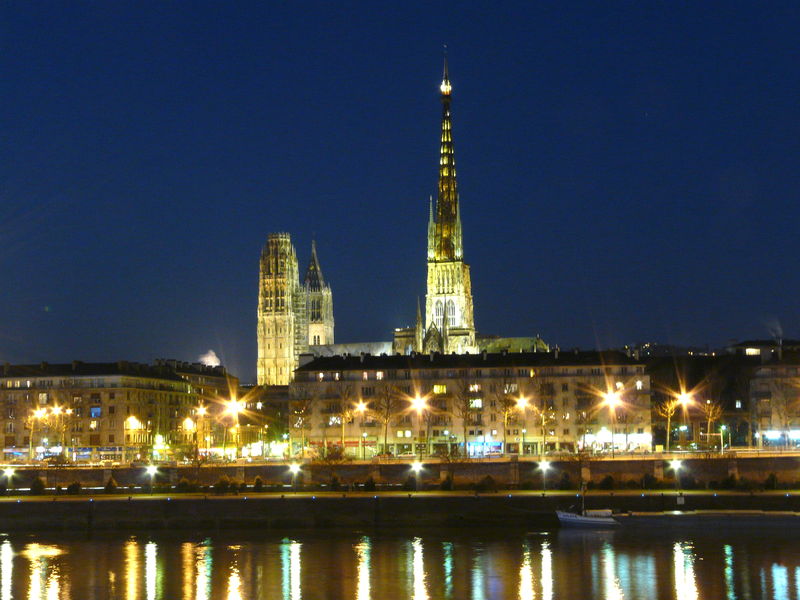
432,51,462,261
304,239,325,291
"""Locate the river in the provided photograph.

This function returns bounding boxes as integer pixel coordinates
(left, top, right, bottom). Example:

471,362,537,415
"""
1,526,797,599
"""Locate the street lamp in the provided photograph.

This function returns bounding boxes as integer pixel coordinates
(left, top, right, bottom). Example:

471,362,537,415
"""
676,393,693,449
28,408,46,462
521,429,527,456
410,395,428,459
670,459,682,491
539,460,551,492
225,399,244,459
146,465,158,493
289,462,301,491
125,416,143,463
196,406,208,459
516,397,528,456
602,391,622,457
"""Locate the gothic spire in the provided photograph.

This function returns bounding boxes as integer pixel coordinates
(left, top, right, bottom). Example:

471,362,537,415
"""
304,239,325,291
433,51,463,261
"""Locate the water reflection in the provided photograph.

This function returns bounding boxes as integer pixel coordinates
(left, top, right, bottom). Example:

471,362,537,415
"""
354,537,370,600
673,542,698,600
0,529,798,599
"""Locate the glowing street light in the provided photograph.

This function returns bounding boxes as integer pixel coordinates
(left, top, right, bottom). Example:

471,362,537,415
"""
539,460,551,492
411,460,423,474
146,465,158,493
602,391,622,457
670,459,683,491
409,395,428,459
289,462,301,492
3,467,14,480
225,399,244,459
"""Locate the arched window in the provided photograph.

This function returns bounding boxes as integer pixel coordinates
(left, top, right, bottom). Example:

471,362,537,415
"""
446,300,456,327
434,301,444,329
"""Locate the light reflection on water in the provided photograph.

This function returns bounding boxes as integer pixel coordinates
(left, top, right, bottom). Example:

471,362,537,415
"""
0,529,799,599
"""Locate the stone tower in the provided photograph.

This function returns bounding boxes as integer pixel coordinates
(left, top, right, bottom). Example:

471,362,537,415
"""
305,240,334,346
257,233,309,385
423,57,477,354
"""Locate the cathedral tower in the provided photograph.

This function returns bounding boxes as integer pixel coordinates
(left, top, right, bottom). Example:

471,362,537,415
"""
423,57,477,354
305,240,335,346
257,233,309,385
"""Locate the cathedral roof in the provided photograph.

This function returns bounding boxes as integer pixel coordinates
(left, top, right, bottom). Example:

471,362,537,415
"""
304,240,326,291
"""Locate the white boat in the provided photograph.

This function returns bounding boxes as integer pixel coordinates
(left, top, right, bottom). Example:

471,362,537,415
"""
556,509,619,528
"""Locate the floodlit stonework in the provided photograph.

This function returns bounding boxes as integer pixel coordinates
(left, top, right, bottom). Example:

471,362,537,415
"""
256,234,334,385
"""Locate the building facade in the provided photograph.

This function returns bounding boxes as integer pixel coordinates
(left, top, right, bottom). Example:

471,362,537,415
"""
749,358,800,447
0,361,235,462
289,351,652,458
256,234,334,385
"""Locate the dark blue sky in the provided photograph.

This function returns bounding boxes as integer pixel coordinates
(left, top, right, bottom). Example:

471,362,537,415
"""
3,3,800,382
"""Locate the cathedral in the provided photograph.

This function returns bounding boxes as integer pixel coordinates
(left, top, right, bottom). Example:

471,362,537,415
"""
257,60,546,385
392,57,477,355
256,234,334,385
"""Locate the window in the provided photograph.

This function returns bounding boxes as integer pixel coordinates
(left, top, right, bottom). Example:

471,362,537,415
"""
376,371,384,381
334,372,340,381
38,392,48,405
433,384,447,395
362,372,368,381
362,387,375,397
90,406,102,418
446,300,456,327
563,428,569,435
469,398,483,409
435,301,443,329
735,400,742,409
317,373,324,381
503,383,518,394
108,405,115,415
562,383,569,392
635,380,643,391
469,383,480,392
108,434,115,443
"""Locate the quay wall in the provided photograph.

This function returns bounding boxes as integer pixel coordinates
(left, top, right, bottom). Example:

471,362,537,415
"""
5,454,800,491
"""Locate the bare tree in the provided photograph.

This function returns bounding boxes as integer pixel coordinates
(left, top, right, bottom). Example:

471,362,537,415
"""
328,383,355,450
289,388,318,458
656,398,679,452
369,382,404,455
450,373,475,455
701,400,724,449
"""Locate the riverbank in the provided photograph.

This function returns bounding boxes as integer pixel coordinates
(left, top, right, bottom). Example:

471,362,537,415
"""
3,490,800,531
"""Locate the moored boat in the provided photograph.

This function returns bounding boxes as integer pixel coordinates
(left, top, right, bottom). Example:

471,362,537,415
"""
556,509,620,528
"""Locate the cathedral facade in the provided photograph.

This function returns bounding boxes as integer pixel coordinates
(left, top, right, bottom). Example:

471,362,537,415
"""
256,234,334,385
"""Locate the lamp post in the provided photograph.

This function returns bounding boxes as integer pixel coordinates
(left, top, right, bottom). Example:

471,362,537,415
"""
355,400,367,460
28,408,46,462
289,462,301,492
516,397,528,456
146,464,158,494
196,405,208,460
521,429,527,456
183,416,197,464
410,395,428,459
540,460,550,492
225,399,244,460
602,391,622,458
3,467,14,493
677,393,693,449
670,459,682,492
125,416,143,464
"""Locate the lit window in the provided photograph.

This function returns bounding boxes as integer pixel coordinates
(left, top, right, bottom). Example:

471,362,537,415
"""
362,372,368,381
376,371,384,381
469,398,483,409
317,372,324,381
334,373,340,381
433,384,447,394
404,430,412,438
745,348,760,356
635,380,643,390
735,400,742,409
38,392,48,405
469,383,480,392
89,420,97,431
503,383,518,394
615,381,623,390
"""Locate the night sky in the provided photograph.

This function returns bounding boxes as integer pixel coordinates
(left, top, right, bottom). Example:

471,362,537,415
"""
3,3,800,382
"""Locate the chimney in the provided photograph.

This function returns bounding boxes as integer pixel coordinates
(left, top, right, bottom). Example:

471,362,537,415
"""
40,361,48,371
482,350,487,361
3,363,9,376
554,348,559,360
71,360,80,372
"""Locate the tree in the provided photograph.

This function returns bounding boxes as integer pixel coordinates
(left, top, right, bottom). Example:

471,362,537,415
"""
289,389,317,458
330,384,355,451
450,374,475,454
701,400,724,449
656,398,679,452
369,382,403,455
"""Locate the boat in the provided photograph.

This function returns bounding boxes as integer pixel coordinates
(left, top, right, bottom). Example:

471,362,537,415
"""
556,486,619,528
556,508,620,528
